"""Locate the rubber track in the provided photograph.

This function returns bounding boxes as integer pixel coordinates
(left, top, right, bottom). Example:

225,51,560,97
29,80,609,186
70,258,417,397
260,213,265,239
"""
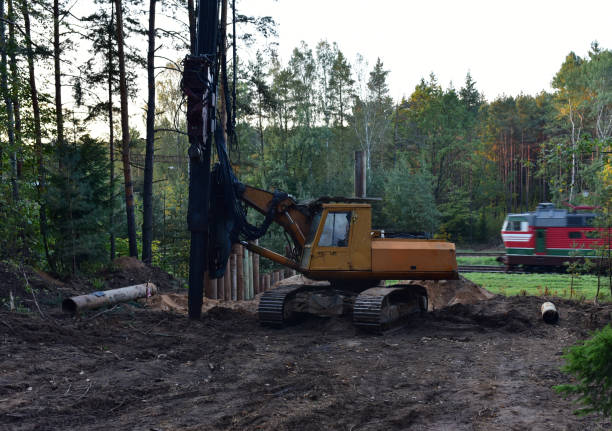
257,285,303,327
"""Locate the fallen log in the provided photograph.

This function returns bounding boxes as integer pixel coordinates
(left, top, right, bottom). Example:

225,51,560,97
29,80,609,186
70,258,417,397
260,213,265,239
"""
62,283,157,314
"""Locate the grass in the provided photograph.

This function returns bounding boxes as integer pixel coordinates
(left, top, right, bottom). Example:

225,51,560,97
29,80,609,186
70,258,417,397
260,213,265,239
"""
463,272,612,301
457,256,503,266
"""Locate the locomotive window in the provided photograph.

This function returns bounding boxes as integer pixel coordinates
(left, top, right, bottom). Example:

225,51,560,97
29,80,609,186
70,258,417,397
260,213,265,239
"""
568,232,582,239
506,220,527,231
318,212,351,247
507,221,520,231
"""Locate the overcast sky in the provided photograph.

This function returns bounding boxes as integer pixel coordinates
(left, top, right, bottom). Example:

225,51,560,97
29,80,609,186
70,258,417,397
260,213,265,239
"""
240,0,612,101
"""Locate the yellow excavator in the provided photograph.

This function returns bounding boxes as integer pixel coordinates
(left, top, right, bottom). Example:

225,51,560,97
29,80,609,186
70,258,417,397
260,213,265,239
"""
237,184,458,332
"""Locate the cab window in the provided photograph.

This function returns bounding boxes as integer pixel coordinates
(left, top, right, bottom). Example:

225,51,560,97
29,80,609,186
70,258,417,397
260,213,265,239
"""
505,220,526,231
318,212,351,247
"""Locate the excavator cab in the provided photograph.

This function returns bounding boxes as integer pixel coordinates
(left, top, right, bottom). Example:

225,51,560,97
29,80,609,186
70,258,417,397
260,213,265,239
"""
304,204,372,272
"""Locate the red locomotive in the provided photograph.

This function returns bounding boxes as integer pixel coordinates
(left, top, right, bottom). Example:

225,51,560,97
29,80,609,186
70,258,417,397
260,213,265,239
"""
500,203,608,269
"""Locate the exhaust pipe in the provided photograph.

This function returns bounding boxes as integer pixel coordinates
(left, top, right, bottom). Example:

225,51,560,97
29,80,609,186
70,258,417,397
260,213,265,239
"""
62,283,157,314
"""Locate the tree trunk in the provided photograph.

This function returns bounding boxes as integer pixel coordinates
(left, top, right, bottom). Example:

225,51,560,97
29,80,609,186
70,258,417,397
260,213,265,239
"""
8,0,21,182
219,0,228,133
108,3,116,260
22,0,52,268
187,0,196,54
142,0,156,264
0,0,17,202
53,0,64,146
114,0,138,257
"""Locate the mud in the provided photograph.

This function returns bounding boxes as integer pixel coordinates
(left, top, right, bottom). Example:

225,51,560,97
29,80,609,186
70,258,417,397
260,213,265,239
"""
1,262,611,430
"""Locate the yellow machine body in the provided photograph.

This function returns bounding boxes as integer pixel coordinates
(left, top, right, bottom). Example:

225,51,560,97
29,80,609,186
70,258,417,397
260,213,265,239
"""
302,204,457,281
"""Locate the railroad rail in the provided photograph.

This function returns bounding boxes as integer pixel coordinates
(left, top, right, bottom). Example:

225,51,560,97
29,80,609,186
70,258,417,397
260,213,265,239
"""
456,252,504,257
459,265,505,273
458,265,527,274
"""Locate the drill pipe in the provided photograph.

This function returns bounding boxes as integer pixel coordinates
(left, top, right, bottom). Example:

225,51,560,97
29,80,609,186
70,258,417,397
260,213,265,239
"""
62,283,157,314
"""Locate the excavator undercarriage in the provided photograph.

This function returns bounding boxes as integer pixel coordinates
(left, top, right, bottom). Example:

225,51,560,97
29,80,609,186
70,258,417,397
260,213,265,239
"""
257,282,429,333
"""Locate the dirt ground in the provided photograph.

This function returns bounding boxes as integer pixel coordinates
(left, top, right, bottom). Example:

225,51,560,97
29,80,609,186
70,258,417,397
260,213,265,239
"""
1,260,611,430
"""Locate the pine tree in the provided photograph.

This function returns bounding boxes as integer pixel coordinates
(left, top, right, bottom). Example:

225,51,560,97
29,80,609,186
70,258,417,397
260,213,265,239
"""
46,136,110,274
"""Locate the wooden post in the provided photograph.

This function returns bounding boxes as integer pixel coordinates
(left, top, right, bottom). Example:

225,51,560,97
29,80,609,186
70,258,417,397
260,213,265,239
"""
272,270,279,286
243,248,249,299
224,259,231,300
248,250,254,299
242,248,249,300
236,245,244,300
204,272,214,299
264,273,270,291
253,241,260,294
216,274,223,300
243,248,248,299
355,150,366,198
211,277,217,299
230,252,237,300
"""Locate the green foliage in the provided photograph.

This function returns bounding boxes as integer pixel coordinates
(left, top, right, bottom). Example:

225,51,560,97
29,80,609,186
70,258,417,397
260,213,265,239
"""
46,136,111,274
8,24,612,278
0,189,42,263
554,325,612,417
463,272,610,300
381,156,439,233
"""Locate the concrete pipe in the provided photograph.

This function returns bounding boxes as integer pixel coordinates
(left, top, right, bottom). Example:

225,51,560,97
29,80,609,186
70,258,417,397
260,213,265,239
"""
62,283,157,314
541,302,559,324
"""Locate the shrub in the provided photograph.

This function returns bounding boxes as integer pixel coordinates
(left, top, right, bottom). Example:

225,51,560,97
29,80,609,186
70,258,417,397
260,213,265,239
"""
554,324,612,417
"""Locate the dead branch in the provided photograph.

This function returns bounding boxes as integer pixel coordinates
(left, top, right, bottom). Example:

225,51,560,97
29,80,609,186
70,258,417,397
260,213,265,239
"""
0,319,13,332
21,267,45,319
85,305,119,321
154,127,188,136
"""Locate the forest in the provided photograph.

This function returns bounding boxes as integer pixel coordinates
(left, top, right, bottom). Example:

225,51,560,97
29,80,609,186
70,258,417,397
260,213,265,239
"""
1,0,611,280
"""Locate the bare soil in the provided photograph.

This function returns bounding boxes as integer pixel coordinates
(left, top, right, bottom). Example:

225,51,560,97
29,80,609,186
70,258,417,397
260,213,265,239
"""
1,260,611,430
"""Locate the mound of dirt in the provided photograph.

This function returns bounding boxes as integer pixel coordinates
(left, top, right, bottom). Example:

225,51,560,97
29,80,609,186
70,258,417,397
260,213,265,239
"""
0,262,67,312
99,256,182,293
147,292,260,315
432,300,533,333
400,276,496,311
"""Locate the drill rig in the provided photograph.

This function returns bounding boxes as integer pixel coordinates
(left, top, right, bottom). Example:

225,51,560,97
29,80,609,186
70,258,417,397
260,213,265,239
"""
183,0,457,331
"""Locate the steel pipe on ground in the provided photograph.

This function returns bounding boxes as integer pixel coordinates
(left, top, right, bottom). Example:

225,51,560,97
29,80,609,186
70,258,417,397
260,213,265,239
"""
541,302,559,324
62,283,157,314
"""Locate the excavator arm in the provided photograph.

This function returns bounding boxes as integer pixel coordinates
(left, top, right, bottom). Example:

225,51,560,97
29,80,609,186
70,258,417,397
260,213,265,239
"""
236,184,312,269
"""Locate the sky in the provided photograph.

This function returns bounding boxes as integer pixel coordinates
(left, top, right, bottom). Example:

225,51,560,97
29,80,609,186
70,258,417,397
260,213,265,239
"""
239,0,612,101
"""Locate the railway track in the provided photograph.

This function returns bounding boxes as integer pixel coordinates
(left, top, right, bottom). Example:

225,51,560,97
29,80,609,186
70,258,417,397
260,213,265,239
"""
459,265,526,274
456,252,504,257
